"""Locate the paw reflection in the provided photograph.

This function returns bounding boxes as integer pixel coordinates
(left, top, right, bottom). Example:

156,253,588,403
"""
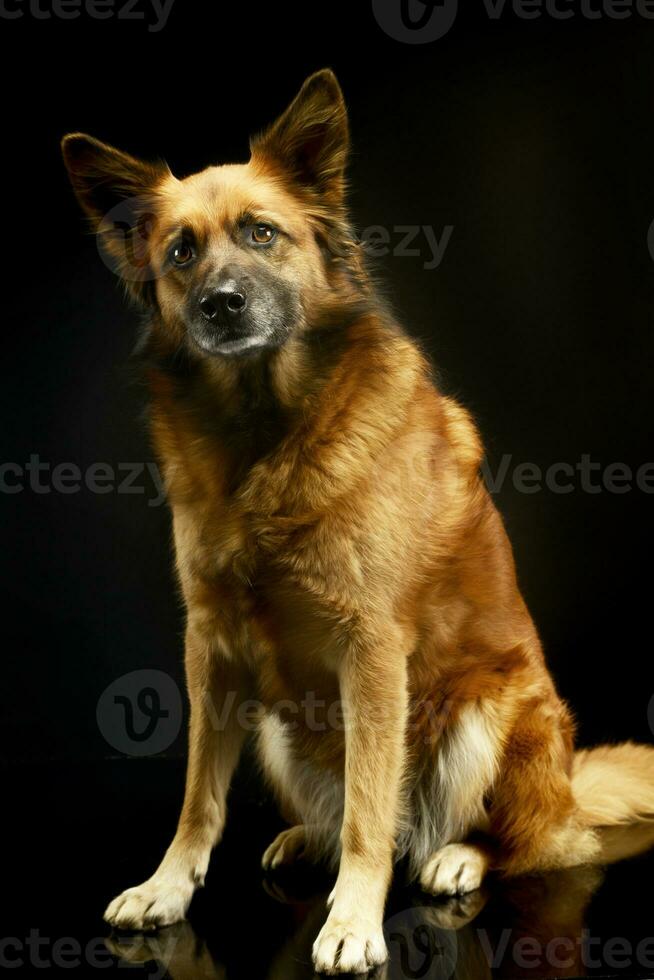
104,823,654,979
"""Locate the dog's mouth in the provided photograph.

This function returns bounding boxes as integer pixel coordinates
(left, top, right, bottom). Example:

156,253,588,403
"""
193,332,272,358
188,319,277,359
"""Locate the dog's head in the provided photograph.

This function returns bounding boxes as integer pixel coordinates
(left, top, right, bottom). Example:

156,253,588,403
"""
62,70,358,360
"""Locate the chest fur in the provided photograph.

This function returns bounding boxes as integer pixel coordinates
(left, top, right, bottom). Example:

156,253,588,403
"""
165,419,356,698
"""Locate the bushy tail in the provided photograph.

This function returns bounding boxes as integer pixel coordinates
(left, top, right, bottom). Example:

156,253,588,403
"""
572,742,654,827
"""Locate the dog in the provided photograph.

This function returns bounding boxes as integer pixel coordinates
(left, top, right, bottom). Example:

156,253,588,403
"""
62,69,654,976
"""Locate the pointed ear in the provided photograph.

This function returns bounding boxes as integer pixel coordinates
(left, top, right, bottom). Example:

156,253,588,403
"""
249,69,349,205
61,133,170,304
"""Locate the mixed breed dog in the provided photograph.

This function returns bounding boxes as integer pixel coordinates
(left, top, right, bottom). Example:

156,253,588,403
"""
62,70,654,975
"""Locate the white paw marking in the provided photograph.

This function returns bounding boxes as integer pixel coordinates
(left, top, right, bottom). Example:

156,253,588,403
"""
312,913,388,975
420,843,487,896
104,875,194,931
261,826,306,871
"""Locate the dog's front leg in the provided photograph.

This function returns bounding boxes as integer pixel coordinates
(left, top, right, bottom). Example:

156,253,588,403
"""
312,635,409,975
104,630,250,931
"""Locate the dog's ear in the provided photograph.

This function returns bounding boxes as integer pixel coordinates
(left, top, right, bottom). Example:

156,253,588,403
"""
61,133,170,304
61,133,167,223
249,69,349,205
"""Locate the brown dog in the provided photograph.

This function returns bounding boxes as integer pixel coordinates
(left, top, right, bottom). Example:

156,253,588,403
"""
62,70,654,976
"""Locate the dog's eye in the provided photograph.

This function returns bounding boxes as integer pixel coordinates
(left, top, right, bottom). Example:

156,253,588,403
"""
171,242,194,266
250,224,276,245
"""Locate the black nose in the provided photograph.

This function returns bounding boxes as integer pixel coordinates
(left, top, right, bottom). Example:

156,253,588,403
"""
199,284,247,321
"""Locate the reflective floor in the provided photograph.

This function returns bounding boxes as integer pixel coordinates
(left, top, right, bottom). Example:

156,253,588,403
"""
10,755,654,978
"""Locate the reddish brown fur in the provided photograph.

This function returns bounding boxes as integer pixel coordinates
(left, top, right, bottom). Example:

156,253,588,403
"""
62,70,654,976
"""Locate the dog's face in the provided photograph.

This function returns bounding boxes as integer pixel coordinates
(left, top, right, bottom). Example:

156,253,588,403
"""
148,168,316,358
62,70,352,359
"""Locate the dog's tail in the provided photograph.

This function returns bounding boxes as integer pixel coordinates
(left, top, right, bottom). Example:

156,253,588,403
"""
572,742,654,828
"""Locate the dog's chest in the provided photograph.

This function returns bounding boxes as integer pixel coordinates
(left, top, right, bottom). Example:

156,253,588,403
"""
173,481,342,662
158,389,360,687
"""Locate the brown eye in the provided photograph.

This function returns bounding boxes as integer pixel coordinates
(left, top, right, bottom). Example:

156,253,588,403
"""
171,242,194,265
251,224,276,245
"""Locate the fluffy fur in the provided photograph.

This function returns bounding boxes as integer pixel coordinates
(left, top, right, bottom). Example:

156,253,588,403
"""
62,69,654,976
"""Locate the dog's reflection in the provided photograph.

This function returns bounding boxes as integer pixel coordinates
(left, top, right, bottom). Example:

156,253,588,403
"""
105,822,654,980
105,920,224,979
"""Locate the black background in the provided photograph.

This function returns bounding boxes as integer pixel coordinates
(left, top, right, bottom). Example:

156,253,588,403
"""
3,2,654,976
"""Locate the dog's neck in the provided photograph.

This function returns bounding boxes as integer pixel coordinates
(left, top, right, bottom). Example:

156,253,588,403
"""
141,303,389,495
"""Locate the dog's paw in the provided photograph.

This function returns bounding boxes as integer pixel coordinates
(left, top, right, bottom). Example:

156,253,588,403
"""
104,875,193,931
419,843,488,897
312,912,387,975
261,825,306,871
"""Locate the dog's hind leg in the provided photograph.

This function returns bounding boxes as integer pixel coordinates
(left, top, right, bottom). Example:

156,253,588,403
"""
485,698,600,879
418,696,600,897
256,713,346,871
410,700,501,896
